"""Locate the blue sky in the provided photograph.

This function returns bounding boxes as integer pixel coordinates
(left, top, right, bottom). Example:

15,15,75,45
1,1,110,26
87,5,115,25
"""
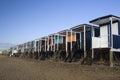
0,0,120,45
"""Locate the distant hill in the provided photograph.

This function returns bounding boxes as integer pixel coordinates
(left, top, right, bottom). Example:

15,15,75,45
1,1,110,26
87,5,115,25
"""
0,43,14,50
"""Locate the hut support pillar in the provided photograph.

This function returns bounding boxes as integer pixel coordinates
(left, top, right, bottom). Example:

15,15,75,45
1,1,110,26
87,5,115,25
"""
27,43,29,57
92,26,94,59
70,30,72,52
38,41,39,53
34,40,36,52
66,31,68,57
40,40,42,52
34,40,37,59
45,38,46,52
110,50,113,67
38,40,40,58
70,30,73,60
47,37,49,51
51,36,53,51
57,34,59,51
84,25,86,58
92,49,94,59
80,32,81,49
53,35,56,60
54,35,56,52
110,17,113,67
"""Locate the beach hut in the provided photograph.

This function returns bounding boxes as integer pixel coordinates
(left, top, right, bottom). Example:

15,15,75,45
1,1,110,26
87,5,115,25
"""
38,36,48,60
39,37,47,52
10,46,18,57
55,33,66,60
22,42,28,58
25,41,35,58
27,39,40,59
46,34,54,52
38,33,66,61
58,29,83,62
70,24,99,63
90,15,120,67
71,24,95,58
23,42,30,58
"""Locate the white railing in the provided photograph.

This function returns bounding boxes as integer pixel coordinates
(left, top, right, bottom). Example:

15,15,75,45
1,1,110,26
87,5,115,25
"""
92,36,108,48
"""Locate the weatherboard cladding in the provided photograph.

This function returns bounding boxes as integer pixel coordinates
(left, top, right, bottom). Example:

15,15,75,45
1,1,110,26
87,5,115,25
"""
112,21,120,49
31,41,34,48
119,21,120,35
112,22,119,35
67,34,76,42
96,19,120,48
99,22,110,48
36,41,39,51
81,30,92,50
55,36,63,44
113,35,120,48
87,30,92,50
109,21,119,48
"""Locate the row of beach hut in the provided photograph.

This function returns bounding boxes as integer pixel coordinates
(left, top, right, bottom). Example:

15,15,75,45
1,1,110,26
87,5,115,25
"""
10,15,120,67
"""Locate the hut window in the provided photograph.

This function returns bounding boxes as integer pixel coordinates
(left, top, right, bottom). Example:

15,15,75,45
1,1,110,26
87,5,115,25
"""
95,28,100,37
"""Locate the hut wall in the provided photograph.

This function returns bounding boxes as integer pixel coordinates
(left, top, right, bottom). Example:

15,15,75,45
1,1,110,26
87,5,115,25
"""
67,34,76,42
113,35,120,48
36,41,39,52
112,22,118,35
100,25,109,48
81,31,92,50
76,33,80,49
55,36,63,44
86,30,92,50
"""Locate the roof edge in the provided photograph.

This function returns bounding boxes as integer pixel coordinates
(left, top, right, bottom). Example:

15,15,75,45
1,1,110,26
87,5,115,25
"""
89,14,120,23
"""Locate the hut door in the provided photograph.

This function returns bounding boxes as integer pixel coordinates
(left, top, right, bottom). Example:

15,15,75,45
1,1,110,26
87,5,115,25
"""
76,33,80,49
100,25,108,47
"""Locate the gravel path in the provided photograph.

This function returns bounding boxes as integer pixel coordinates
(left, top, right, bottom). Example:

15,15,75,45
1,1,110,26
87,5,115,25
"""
0,55,120,80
